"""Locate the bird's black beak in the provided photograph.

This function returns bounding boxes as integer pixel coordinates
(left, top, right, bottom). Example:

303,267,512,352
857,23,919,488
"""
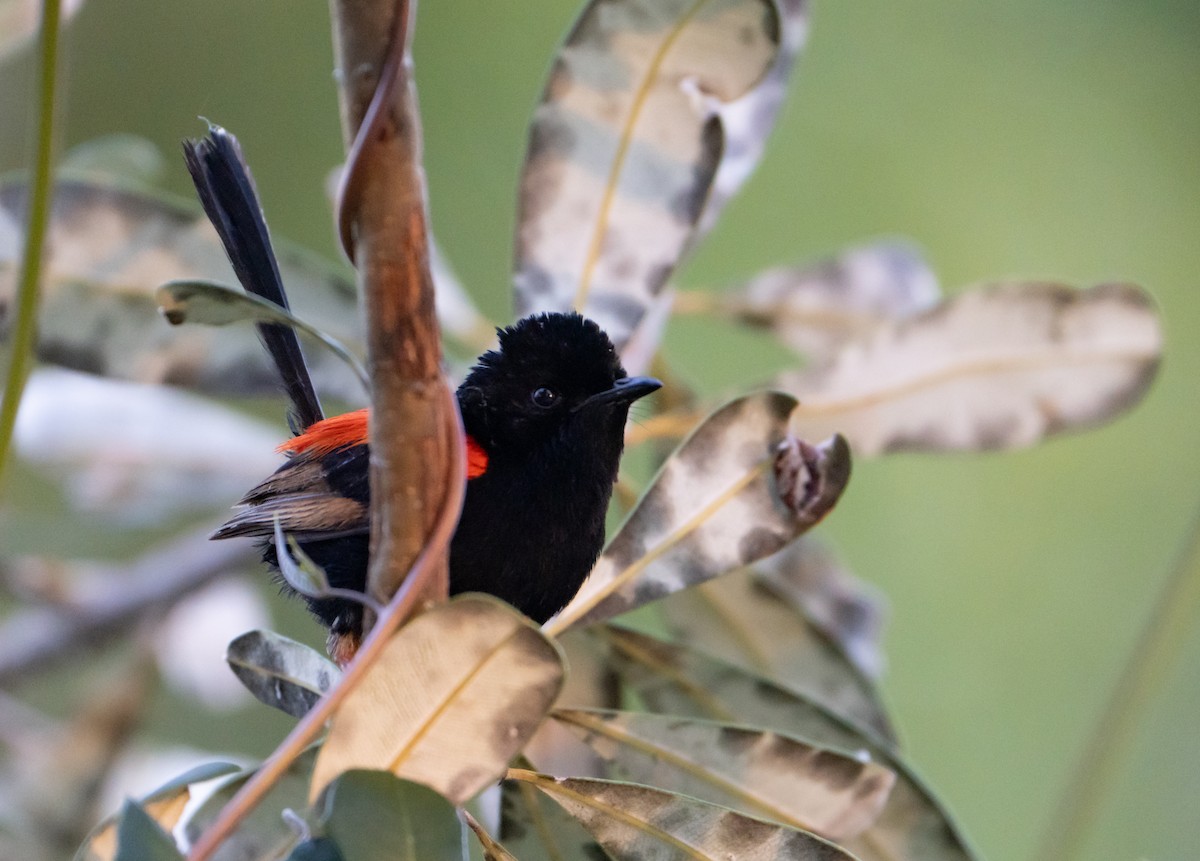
576,376,662,411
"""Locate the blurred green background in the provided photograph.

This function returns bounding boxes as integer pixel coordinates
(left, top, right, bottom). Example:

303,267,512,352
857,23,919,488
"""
2,1,1198,859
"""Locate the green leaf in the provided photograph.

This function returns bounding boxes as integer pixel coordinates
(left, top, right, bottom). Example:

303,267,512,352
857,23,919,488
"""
226,629,342,719
287,838,345,861
157,279,369,390
114,800,183,861
273,519,334,600
320,771,462,861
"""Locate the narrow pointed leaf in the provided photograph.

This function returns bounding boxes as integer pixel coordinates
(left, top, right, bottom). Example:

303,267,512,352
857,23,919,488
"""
549,393,850,632
310,596,565,805
696,0,810,237
114,800,183,861
499,778,610,861
553,709,895,841
0,179,363,398
703,241,940,362
607,626,979,861
226,629,342,718
157,279,368,388
511,771,856,861
780,281,1161,455
513,0,781,349
272,520,337,602
320,771,462,861
656,568,893,741
465,811,521,861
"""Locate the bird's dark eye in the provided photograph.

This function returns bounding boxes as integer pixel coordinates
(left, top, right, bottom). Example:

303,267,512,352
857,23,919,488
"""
531,386,558,408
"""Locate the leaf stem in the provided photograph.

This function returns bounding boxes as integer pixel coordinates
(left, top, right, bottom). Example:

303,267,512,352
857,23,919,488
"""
0,0,62,490
1034,501,1200,861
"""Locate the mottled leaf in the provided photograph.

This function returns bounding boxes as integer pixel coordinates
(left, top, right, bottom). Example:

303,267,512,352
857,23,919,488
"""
513,0,781,349
511,771,856,860
319,771,462,861
780,281,1161,455
156,279,368,388
182,747,319,861
310,596,565,805
227,629,342,719
0,0,85,60
499,778,610,861
607,626,979,861
0,180,363,399
552,709,894,841
113,800,183,861
755,539,888,679
656,566,893,740
696,0,810,237
548,392,850,632
691,241,940,363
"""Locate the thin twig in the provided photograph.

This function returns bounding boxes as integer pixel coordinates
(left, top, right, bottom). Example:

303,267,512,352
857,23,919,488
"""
0,0,62,490
1034,501,1200,861
0,528,253,686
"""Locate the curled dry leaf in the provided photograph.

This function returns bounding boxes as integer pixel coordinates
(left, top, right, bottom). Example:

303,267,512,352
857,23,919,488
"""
552,708,895,842
0,180,363,400
509,770,857,861
606,626,979,861
513,0,781,349
780,281,1162,456
309,596,565,805
755,538,888,679
549,392,850,633
699,240,940,363
657,565,893,741
226,629,341,719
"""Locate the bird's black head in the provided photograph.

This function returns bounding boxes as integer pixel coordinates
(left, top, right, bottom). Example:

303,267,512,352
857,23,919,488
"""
458,312,660,457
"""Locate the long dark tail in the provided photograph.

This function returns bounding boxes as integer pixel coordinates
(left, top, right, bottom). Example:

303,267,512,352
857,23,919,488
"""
183,124,324,433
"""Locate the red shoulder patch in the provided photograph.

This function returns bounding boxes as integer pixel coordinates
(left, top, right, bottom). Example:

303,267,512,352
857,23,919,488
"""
279,409,368,456
280,408,490,479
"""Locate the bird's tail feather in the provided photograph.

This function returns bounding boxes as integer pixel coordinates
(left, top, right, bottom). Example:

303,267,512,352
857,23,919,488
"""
183,124,324,433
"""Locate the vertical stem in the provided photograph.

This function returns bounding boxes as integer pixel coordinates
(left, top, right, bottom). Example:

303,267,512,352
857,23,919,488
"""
0,0,62,490
329,0,453,618
1035,502,1200,861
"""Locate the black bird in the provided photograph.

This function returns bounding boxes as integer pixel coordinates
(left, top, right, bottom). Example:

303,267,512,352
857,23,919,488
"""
186,127,659,660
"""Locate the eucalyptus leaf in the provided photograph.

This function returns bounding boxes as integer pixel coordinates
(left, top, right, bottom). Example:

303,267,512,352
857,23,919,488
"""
552,708,895,841
157,279,368,389
227,629,342,719
780,281,1162,455
272,519,333,601
499,779,610,861
549,392,850,633
0,179,363,400
114,800,183,861
310,596,565,805
511,771,857,861
513,0,781,349
320,771,462,861
606,626,980,861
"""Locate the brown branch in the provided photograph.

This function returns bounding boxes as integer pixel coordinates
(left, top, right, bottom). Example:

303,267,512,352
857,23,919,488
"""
0,528,253,686
331,0,453,616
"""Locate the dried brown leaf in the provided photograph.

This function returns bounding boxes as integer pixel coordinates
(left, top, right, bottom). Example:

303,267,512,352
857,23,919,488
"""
548,393,850,633
657,566,893,740
510,770,857,861
552,708,895,842
0,180,362,399
607,626,979,861
309,596,565,805
780,281,1161,455
513,0,781,349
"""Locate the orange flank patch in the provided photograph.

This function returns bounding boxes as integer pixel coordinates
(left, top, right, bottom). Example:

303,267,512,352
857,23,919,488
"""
279,408,490,478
